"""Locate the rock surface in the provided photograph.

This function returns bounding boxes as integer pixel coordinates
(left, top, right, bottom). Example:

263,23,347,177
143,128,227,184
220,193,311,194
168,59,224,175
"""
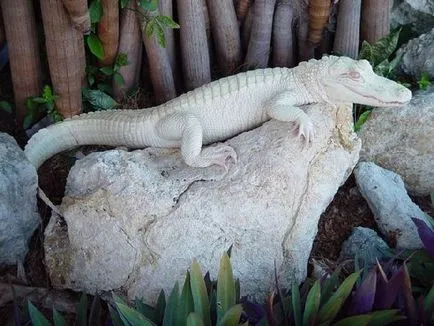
397,28,434,80
391,0,434,35
0,133,39,265
339,227,392,269
354,162,430,249
358,88,434,196
44,104,361,302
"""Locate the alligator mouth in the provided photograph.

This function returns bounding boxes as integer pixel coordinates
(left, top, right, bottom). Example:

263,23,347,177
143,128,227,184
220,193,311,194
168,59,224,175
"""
344,85,409,106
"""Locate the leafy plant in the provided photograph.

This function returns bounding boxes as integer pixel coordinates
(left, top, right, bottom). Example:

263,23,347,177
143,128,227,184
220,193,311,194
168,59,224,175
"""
0,100,12,114
418,72,431,91
24,85,63,129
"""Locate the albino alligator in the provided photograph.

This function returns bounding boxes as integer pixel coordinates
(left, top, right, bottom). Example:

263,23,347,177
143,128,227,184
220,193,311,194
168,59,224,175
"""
25,56,412,171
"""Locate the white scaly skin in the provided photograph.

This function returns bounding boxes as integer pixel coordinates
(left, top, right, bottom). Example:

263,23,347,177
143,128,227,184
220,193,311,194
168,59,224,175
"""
25,56,412,170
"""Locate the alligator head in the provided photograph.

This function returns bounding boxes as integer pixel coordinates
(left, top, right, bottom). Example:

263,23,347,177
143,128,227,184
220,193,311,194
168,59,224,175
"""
319,56,412,107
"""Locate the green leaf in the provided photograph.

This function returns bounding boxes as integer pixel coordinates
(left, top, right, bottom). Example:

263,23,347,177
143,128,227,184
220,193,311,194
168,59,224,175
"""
318,270,361,324
292,282,302,326
87,34,105,60
155,15,180,29
418,72,431,91
42,85,54,100
32,96,48,104
333,314,372,326
321,266,342,305
358,41,374,64
88,74,95,86
354,110,372,132
156,290,166,324
139,0,158,11
116,302,156,326
145,19,157,37
53,308,66,326
216,252,236,323
83,89,118,110
108,304,124,326
153,21,166,47
120,0,129,8
190,260,211,326
88,295,102,326
96,82,113,94
75,293,88,326
186,312,205,326
116,53,129,67
303,280,321,326
28,301,51,326
0,100,12,113
99,66,114,75
424,284,434,321
23,112,35,129
176,272,195,325
163,283,179,326
134,300,158,323
89,0,103,23
217,304,242,326
367,309,405,325
114,72,126,86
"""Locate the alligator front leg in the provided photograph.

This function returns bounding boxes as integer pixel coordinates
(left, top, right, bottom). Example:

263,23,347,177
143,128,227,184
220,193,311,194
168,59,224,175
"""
267,92,315,143
156,112,237,169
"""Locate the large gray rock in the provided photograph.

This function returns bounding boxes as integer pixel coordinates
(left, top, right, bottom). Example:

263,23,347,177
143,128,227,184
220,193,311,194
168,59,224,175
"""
354,162,430,249
0,133,39,265
397,28,434,80
358,88,434,196
391,0,434,35
44,104,361,302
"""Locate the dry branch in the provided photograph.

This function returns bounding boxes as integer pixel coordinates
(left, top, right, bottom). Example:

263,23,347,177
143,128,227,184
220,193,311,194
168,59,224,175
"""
113,1,142,102
98,0,119,66
272,0,295,68
244,0,277,69
0,0,43,123
177,0,211,90
361,0,390,44
333,0,361,58
60,0,91,33
207,0,242,75
40,0,86,118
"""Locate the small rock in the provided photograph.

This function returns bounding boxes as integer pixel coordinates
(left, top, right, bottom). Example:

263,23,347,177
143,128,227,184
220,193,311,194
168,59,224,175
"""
354,162,431,249
397,28,434,80
44,104,361,302
358,88,434,196
339,227,392,269
0,133,39,265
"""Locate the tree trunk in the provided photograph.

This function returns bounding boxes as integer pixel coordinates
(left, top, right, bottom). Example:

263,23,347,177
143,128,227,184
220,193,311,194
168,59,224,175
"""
295,0,315,63
113,1,142,102
177,0,211,90
241,5,253,53
207,0,242,75
244,0,276,69
40,0,86,118
236,0,252,26
60,0,90,33
333,0,361,58
98,0,119,66
138,8,176,104
308,0,331,44
0,0,43,123
272,0,295,68
361,0,390,44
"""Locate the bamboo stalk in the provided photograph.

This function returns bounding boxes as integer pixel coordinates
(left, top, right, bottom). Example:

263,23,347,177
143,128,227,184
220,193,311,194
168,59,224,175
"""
113,1,142,102
272,0,295,68
241,5,253,53
333,0,361,58
361,0,390,44
98,0,119,66
40,0,86,118
0,0,43,123
60,0,91,33
207,0,242,75
244,0,277,69
138,8,176,103
308,0,331,44
177,0,211,90
295,0,315,63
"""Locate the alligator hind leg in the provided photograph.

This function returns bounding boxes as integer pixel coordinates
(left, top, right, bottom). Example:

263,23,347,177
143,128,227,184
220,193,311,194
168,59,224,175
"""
156,112,237,169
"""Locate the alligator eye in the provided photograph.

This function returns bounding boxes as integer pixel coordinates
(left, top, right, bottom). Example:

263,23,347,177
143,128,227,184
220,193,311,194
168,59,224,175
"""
349,71,361,80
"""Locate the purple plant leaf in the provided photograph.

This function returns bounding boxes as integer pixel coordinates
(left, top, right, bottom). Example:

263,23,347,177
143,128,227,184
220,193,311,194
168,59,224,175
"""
347,267,377,315
400,264,418,326
373,264,404,310
241,299,266,323
412,218,434,258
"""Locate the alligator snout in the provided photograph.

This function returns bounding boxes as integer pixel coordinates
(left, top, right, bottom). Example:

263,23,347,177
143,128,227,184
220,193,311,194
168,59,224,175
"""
395,85,412,104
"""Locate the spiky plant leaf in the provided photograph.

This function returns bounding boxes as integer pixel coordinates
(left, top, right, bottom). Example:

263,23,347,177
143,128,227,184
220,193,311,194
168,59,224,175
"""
373,263,404,310
89,295,101,326
321,266,343,305
303,280,321,326
292,282,302,326
108,304,124,326
75,293,88,326
53,308,66,326
115,302,155,326
217,304,243,326
28,301,51,326
190,260,211,326
368,309,406,325
412,218,434,258
347,267,377,315
163,283,179,326
318,271,361,324
217,252,236,323
401,264,418,325
187,312,205,326
333,314,372,326
155,290,166,324
135,300,157,323
176,272,195,325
